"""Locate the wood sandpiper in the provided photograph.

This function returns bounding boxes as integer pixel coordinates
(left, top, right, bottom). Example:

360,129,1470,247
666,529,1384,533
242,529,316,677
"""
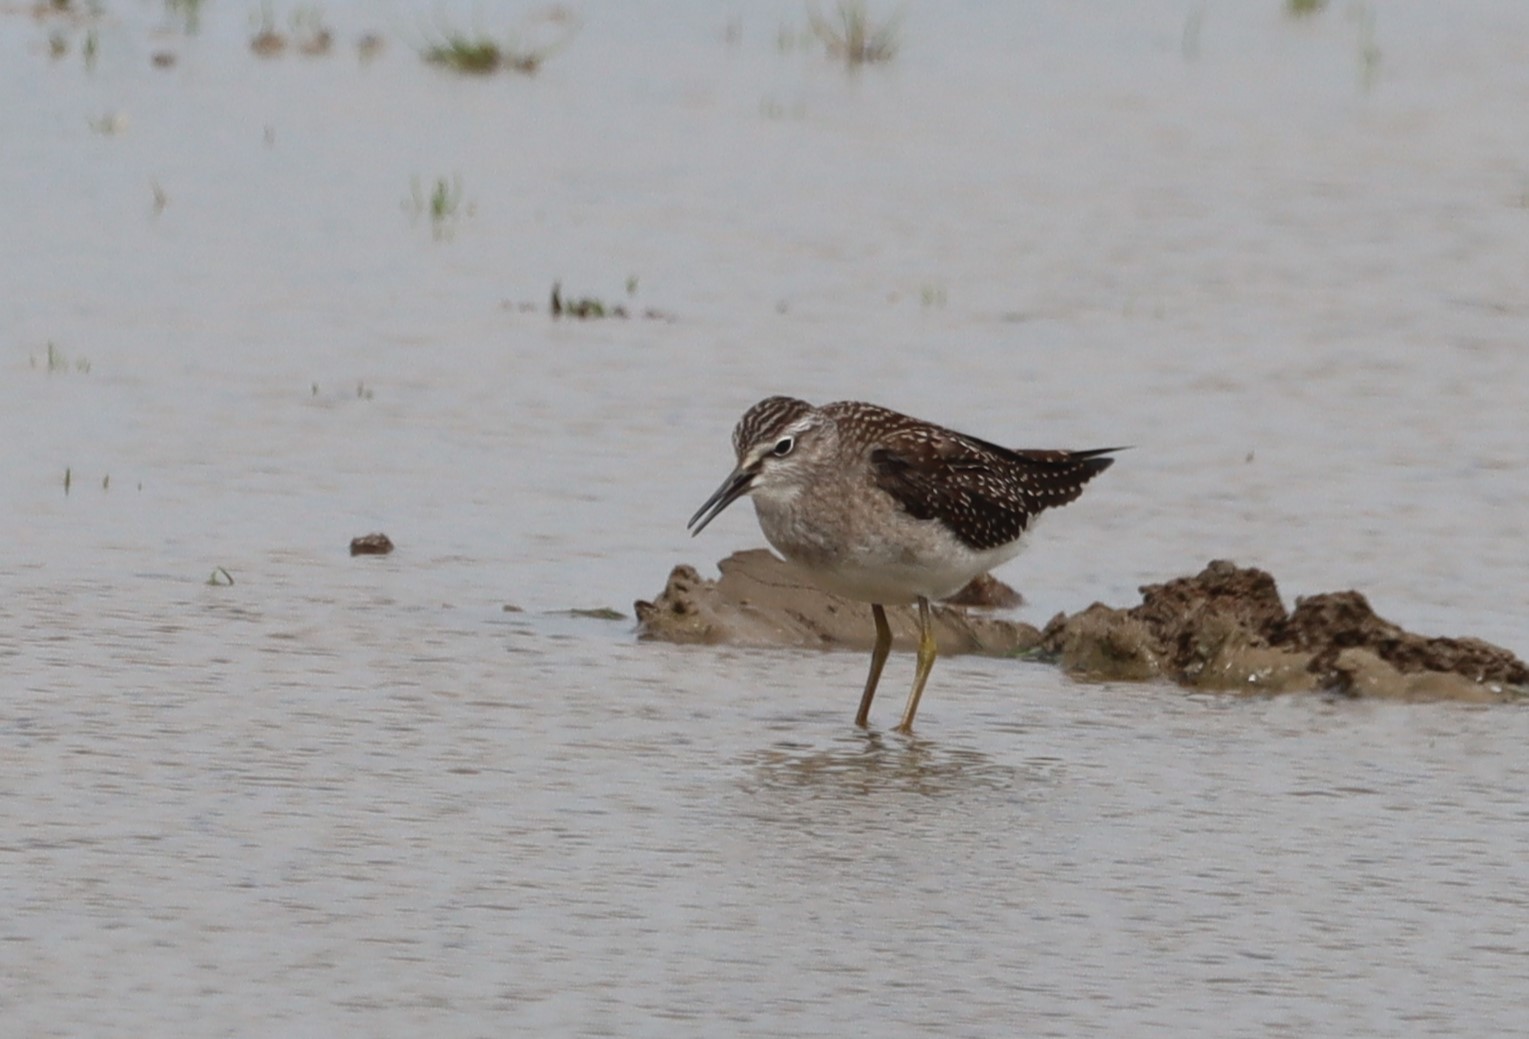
688,396,1119,732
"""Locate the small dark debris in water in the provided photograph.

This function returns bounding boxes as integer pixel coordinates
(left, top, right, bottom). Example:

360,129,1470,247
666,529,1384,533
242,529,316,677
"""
207,566,235,587
943,572,1022,609
350,532,395,556
560,607,627,621
151,51,176,68
297,30,334,57
502,604,524,613
250,31,286,57
357,33,385,61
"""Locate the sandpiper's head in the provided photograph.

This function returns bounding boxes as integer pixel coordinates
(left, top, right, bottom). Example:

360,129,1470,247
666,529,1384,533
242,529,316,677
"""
687,396,833,535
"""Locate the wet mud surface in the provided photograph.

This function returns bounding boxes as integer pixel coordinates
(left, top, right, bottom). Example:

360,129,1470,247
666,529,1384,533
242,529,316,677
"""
640,555,1528,703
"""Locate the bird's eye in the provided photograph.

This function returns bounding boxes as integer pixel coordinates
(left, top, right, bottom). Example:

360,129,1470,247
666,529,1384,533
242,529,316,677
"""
772,436,795,457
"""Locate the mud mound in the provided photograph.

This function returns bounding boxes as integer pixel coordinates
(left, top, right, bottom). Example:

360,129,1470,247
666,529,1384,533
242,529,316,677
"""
638,554,1526,703
634,549,1038,656
1278,591,1528,688
1039,560,1527,701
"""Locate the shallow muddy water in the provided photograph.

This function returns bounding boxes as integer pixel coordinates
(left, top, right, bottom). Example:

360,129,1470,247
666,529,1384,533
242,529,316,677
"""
5,1,1529,1035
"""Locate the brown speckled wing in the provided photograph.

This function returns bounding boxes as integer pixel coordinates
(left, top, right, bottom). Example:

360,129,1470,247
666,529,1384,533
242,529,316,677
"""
866,421,1117,552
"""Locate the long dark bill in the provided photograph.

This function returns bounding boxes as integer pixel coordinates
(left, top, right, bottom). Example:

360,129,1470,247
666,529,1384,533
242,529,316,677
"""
687,467,756,535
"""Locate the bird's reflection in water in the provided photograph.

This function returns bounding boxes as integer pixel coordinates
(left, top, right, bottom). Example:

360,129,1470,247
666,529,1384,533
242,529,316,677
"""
739,724,1031,800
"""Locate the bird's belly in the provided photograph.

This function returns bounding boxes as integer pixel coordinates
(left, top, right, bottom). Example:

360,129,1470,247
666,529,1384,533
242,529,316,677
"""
801,543,1025,604
751,488,1033,603
760,511,1029,604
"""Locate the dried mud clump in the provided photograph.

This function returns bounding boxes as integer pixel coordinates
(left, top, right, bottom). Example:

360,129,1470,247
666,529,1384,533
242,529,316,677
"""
349,532,395,556
635,549,1038,657
1040,560,1527,702
943,572,1022,609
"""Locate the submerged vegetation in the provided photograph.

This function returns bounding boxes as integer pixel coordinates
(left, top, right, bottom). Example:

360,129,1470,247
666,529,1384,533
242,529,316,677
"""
404,175,472,238
165,0,207,35
421,34,502,74
32,341,90,373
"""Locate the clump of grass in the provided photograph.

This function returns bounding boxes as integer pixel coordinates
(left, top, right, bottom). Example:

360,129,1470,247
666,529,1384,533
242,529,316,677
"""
807,1,899,65
546,281,675,321
1286,0,1327,15
422,34,502,73
550,281,621,319
420,8,579,76
428,179,459,221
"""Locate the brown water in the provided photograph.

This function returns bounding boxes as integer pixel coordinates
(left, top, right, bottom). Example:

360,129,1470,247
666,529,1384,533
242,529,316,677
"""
5,1,1529,1035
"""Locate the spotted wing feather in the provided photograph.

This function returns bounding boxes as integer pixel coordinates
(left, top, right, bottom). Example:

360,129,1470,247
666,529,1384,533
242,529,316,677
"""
868,426,1116,552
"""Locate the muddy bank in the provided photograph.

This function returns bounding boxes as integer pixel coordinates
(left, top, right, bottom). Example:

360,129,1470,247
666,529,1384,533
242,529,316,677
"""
1041,560,1527,702
634,549,1037,656
637,555,1527,703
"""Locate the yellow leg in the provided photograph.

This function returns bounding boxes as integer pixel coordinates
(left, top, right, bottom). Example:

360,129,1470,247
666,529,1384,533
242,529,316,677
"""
894,597,936,734
855,603,892,727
